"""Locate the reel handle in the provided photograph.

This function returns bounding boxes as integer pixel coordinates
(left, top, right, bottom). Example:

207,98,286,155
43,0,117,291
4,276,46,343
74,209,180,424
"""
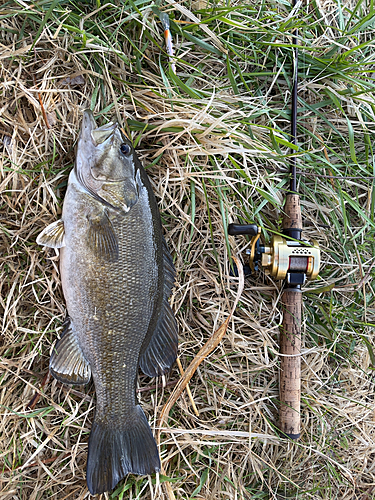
279,287,302,439
228,223,259,236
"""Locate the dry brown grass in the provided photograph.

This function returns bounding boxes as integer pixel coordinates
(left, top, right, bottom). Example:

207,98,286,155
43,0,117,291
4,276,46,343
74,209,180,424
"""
1,1,375,499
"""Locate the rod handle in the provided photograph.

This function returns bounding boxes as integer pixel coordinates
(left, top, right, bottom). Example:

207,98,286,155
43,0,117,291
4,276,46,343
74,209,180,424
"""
279,288,302,439
283,194,302,231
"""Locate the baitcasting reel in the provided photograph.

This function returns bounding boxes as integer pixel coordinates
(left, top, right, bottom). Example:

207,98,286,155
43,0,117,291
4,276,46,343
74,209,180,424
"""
228,222,320,286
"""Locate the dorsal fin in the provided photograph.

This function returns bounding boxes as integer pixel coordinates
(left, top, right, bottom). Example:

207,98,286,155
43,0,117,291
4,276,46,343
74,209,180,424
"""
139,238,178,377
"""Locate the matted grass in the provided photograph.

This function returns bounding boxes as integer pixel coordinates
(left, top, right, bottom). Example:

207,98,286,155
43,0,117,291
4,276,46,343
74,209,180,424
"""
0,0,374,499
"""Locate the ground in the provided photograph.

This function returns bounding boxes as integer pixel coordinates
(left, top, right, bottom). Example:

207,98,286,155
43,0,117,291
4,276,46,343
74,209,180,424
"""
0,1,375,499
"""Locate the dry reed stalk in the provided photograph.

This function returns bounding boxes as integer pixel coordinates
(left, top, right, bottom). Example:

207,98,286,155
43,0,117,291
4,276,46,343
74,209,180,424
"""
157,256,244,499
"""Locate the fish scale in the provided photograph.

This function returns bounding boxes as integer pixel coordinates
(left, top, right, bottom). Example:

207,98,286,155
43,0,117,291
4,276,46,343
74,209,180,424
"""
37,109,178,495
64,186,161,419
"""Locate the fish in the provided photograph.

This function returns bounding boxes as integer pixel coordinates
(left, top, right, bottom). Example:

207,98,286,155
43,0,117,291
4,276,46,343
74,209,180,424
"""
37,109,178,495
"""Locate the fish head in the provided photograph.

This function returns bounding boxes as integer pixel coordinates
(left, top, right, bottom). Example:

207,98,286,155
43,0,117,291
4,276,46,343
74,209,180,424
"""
75,109,141,212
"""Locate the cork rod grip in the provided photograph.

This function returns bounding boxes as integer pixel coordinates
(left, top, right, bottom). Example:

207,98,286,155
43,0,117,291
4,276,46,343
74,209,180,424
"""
283,193,302,231
279,288,302,439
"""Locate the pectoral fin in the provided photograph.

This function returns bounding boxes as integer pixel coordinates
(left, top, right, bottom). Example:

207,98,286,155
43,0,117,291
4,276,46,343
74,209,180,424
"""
87,211,119,261
50,318,91,385
36,219,65,248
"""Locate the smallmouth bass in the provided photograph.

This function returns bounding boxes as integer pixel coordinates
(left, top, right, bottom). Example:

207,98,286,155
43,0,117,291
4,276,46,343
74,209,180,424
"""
37,110,178,494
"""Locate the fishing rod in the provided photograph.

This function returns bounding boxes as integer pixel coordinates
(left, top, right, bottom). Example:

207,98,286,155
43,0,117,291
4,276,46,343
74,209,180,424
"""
228,2,320,439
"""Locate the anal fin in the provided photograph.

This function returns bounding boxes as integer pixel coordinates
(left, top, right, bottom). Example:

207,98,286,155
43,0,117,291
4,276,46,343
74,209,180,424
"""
50,318,91,385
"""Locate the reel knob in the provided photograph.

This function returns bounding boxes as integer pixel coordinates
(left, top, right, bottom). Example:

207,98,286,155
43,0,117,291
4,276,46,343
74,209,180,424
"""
228,224,259,236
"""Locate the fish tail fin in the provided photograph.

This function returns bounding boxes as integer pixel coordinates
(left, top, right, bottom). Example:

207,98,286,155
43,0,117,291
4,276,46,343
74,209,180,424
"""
86,405,160,495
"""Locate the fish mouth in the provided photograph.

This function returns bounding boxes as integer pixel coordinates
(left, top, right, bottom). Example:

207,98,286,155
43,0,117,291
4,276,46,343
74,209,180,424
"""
80,109,119,146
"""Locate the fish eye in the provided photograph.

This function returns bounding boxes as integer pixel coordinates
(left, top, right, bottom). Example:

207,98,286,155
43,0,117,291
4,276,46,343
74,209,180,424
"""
120,143,131,155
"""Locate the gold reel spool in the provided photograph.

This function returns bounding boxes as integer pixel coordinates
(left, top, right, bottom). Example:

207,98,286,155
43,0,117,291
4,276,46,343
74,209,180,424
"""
258,235,320,283
229,224,321,285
